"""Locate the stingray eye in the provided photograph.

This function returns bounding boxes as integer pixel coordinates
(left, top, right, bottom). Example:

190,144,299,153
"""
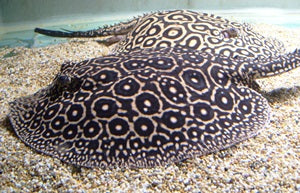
229,28,238,37
57,75,71,87
58,75,69,82
221,28,238,38
229,28,236,33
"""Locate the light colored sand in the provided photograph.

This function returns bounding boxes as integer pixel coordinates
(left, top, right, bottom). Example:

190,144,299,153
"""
0,25,299,193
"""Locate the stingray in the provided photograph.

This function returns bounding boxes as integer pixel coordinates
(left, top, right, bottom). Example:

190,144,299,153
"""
8,46,300,168
35,10,285,59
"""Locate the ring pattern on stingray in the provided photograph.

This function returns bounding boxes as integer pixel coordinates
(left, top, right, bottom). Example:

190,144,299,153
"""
10,9,300,168
114,10,285,58
9,46,300,168
34,10,286,59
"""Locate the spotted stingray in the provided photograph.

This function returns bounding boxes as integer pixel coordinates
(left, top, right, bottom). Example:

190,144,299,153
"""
35,10,285,59
8,46,300,168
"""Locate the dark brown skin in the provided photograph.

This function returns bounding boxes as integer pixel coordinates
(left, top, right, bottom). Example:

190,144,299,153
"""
8,46,300,168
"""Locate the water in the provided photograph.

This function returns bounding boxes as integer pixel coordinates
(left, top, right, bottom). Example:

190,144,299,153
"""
0,21,119,48
1,8,300,48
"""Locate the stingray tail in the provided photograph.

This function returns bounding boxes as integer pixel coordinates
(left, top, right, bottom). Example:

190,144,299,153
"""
237,49,300,79
34,16,140,38
256,49,300,78
34,28,98,37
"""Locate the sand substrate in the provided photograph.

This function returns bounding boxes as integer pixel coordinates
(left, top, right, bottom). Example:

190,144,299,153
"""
0,24,299,192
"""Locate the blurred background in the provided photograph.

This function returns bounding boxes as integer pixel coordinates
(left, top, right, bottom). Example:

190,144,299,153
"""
1,0,300,47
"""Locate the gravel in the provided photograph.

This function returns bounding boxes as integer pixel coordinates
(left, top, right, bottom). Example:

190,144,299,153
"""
0,24,299,193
